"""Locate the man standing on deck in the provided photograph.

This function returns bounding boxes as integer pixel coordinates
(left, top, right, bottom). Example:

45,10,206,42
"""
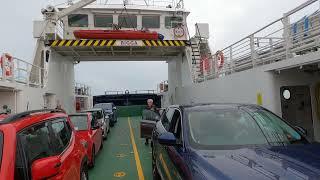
144,99,158,145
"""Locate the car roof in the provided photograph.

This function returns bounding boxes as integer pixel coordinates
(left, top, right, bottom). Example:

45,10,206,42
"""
85,108,103,111
69,113,89,116
173,103,262,110
0,109,67,132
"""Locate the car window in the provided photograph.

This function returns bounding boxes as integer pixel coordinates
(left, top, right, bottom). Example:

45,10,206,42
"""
90,110,103,119
69,115,88,131
169,110,182,142
186,107,303,149
19,122,56,165
51,119,72,154
161,108,174,131
15,139,29,180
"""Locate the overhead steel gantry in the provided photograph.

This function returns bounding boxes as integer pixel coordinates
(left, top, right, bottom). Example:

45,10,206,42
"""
49,39,189,60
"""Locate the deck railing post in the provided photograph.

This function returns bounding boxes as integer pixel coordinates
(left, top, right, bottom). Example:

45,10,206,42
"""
1,59,5,81
250,35,257,67
11,59,16,83
282,15,292,59
230,46,235,73
27,65,30,86
38,68,41,87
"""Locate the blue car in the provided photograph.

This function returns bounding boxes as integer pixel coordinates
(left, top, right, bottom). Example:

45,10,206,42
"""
148,104,320,180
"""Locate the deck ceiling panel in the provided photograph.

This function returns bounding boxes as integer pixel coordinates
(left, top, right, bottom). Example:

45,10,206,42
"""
49,39,189,60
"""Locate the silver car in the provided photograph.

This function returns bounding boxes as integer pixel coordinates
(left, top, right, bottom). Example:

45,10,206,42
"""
84,108,110,140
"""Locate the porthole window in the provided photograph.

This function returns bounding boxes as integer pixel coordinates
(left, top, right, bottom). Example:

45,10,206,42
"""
283,89,291,100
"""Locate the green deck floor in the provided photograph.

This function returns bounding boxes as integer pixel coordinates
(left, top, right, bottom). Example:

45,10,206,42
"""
89,116,152,180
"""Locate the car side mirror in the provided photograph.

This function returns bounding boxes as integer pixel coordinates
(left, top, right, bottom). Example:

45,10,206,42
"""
155,115,161,122
158,109,164,115
295,126,307,135
158,132,178,146
31,156,61,180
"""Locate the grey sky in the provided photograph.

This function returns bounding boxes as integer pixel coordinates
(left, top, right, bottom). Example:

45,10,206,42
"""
0,0,307,95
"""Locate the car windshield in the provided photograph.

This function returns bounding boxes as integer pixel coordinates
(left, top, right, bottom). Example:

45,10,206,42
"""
87,110,103,119
186,107,303,149
95,103,113,110
69,115,88,131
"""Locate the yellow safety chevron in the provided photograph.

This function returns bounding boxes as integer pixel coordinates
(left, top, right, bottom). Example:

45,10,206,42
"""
50,39,188,47
50,40,116,47
142,40,187,47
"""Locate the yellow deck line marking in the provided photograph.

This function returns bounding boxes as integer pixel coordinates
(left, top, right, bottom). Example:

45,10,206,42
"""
128,117,145,180
159,153,173,180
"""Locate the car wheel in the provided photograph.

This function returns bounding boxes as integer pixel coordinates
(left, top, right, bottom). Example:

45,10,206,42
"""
80,163,89,180
100,138,104,149
152,148,161,180
90,147,95,168
103,128,107,140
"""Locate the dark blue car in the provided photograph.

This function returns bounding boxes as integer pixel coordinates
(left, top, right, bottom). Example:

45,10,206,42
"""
148,104,320,180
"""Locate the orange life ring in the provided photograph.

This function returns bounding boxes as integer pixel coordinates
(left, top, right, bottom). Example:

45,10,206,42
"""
216,51,224,69
0,53,13,77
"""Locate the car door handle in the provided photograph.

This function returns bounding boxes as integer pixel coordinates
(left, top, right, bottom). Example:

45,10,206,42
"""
54,162,62,168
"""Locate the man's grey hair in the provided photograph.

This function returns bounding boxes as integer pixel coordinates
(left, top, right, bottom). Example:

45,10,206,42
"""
147,99,153,103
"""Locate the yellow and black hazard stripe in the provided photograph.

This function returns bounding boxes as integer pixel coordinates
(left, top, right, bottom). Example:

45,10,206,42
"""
142,40,187,47
50,40,116,47
50,39,189,47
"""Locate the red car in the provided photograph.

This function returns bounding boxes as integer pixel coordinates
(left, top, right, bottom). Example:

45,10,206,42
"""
69,113,104,167
0,109,89,180
0,114,7,120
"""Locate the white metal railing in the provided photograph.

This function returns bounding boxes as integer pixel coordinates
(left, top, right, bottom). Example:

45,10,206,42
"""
75,83,91,96
0,55,45,87
98,0,183,8
195,0,320,82
67,0,184,8
104,89,156,95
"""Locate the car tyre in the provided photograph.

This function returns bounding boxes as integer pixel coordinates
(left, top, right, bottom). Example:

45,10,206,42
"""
80,163,89,180
152,148,161,180
89,147,95,168
103,128,107,140
100,138,104,150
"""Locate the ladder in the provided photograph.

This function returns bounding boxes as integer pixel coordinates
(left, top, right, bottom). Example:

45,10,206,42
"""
190,40,203,82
